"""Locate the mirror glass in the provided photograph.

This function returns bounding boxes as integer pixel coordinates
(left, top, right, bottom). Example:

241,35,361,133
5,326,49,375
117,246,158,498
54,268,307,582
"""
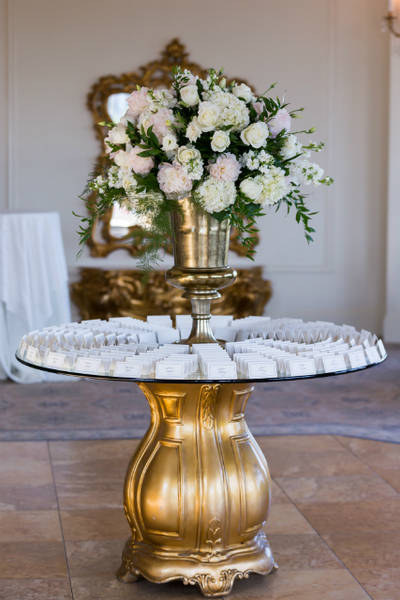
107,93,130,124
109,204,149,238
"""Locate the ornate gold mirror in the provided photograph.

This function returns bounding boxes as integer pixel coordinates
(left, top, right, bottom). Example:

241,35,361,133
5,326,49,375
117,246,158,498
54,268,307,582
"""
86,39,259,258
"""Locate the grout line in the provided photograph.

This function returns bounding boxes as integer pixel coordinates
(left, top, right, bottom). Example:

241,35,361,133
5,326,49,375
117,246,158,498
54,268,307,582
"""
270,473,374,600
334,435,400,497
47,441,75,600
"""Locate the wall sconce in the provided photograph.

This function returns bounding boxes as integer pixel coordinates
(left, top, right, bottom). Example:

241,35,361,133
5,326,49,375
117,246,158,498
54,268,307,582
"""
383,0,400,37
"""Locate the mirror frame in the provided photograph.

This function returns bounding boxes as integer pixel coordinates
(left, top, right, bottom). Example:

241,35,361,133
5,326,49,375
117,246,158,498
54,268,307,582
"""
86,38,259,258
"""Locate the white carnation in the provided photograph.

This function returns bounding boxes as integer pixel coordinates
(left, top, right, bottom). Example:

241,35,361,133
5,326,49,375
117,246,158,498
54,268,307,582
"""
162,133,178,153
196,177,236,213
186,117,202,142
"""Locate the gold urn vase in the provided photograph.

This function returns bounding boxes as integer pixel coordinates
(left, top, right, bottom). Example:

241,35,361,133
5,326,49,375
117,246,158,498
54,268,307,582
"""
166,197,237,344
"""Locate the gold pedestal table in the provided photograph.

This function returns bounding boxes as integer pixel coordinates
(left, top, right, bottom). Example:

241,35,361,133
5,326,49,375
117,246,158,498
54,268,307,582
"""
16,350,386,597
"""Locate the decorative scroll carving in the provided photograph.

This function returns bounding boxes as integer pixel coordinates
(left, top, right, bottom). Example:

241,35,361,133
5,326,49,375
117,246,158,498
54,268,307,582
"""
86,38,259,258
205,517,222,561
183,569,249,596
200,385,222,431
71,266,272,323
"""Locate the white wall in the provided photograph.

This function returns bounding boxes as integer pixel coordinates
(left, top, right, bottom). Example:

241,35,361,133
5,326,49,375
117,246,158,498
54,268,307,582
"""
0,0,391,334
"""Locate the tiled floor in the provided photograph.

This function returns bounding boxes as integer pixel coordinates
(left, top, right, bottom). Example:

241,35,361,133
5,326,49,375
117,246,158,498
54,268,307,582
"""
1,435,400,599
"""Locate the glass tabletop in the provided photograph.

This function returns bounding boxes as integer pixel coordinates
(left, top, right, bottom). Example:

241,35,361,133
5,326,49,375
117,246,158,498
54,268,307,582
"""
15,350,387,385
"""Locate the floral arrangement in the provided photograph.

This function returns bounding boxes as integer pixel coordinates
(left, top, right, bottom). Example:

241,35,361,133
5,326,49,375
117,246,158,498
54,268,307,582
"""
77,67,332,269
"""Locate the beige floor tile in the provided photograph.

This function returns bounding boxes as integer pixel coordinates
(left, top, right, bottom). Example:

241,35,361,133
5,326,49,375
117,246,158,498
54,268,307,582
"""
298,498,400,533
60,509,130,541
0,578,72,599
0,542,68,579
276,474,398,504
65,540,126,578
336,437,400,470
0,510,62,542
270,479,291,504
55,481,123,510
72,569,371,599
260,435,371,477
0,442,53,486
267,533,342,571
263,503,315,535
352,568,400,600
322,532,400,570
49,440,137,462
0,483,57,511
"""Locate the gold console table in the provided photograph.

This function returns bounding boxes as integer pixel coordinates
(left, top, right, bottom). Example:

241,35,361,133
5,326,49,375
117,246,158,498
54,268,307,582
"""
71,267,272,322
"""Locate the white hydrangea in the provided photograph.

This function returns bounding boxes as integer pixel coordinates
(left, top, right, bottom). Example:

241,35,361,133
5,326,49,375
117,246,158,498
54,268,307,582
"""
196,177,237,213
253,166,288,206
280,135,303,160
240,149,274,171
209,91,250,132
147,89,176,112
289,159,324,186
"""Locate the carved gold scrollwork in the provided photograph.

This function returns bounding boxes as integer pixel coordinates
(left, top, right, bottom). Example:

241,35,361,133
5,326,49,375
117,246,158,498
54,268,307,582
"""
204,517,222,561
200,385,222,431
183,569,249,597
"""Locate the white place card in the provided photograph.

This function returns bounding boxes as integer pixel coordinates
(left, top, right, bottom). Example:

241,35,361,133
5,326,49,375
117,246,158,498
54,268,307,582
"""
248,362,278,378
377,339,387,358
156,362,186,379
26,346,39,363
365,346,380,364
289,359,316,377
348,350,367,369
113,361,142,378
208,363,237,379
45,352,67,369
322,355,347,373
20,341,27,357
76,357,101,374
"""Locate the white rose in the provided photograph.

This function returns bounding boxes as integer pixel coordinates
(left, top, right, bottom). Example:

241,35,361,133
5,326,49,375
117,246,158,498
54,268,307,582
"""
186,117,202,142
232,83,253,104
240,178,263,201
162,133,178,153
197,101,221,132
114,150,132,170
240,122,269,148
180,84,200,107
211,130,230,152
176,145,201,164
107,124,129,145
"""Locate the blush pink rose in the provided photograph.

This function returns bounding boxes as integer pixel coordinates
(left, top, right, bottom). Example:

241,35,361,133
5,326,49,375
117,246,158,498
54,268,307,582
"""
268,108,291,138
157,162,193,195
127,88,150,118
208,153,241,182
129,145,154,175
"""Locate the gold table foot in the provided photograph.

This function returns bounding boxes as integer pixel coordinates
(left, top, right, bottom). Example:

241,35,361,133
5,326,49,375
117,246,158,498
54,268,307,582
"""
118,382,276,597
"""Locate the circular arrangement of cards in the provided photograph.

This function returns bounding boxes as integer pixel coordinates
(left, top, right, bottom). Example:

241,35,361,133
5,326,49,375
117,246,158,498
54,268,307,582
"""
16,315,387,381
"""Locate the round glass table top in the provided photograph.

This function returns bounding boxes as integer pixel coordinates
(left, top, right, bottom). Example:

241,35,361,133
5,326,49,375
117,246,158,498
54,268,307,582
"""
16,316,387,384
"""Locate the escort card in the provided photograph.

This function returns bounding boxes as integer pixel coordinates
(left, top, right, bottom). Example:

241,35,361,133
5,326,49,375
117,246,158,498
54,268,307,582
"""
288,359,316,377
208,363,237,379
26,346,39,363
45,352,67,369
156,362,186,379
20,341,27,357
76,357,101,374
322,354,347,373
365,346,380,364
113,362,142,378
248,362,278,378
377,339,387,358
347,350,367,369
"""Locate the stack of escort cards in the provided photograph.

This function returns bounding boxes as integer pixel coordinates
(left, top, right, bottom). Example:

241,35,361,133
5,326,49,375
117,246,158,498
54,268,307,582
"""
18,316,387,380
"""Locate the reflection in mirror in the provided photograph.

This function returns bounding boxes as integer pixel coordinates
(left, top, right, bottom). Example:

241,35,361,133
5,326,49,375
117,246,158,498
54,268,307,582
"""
109,205,149,238
107,93,130,124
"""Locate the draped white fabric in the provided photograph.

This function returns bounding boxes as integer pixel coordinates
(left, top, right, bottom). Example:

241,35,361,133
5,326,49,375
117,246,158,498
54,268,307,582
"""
0,212,71,382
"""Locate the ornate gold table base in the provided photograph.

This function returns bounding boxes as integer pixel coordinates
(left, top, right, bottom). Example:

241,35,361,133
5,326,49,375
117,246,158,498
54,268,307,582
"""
116,381,278,597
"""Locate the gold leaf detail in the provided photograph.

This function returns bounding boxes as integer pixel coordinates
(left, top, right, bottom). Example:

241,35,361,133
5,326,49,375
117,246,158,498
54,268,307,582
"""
183,569,249,595
204,516,222,561
200,385,221,431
